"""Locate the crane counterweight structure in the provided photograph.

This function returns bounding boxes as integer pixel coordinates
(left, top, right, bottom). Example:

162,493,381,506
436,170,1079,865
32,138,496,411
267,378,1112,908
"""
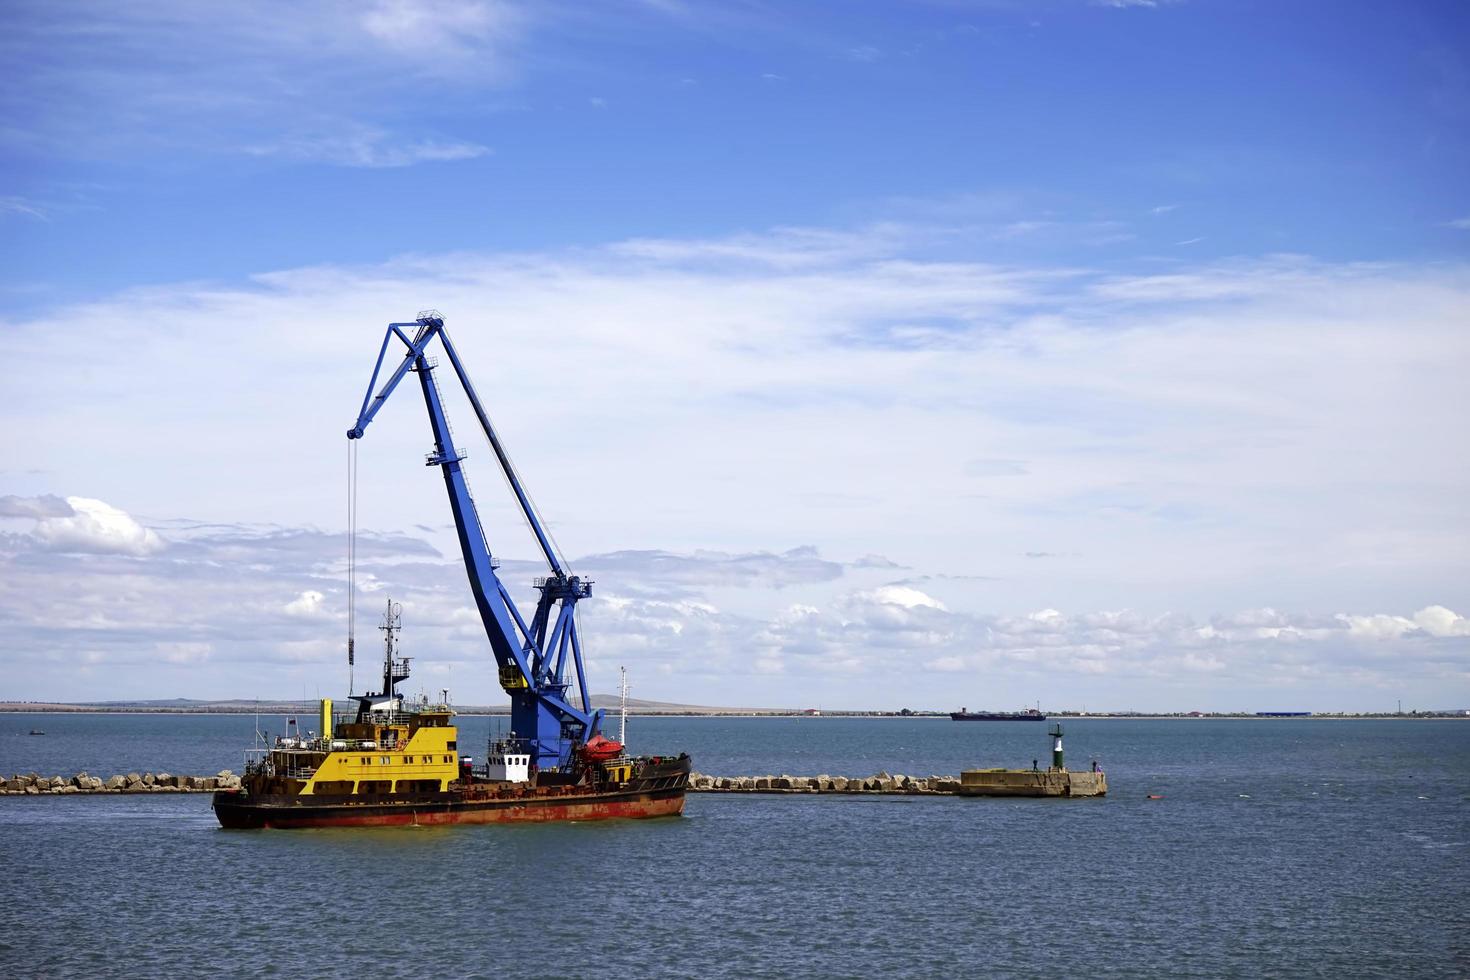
347,311,603,772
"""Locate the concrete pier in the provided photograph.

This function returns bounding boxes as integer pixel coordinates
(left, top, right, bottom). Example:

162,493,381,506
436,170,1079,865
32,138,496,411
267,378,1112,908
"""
958,767,1107,797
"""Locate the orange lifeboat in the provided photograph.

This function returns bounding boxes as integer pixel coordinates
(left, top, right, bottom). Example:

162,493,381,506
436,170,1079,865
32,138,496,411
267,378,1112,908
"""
582,734,624,762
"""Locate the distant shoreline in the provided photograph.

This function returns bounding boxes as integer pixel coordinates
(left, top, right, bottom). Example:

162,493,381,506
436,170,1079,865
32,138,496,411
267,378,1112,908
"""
1,704,1464,720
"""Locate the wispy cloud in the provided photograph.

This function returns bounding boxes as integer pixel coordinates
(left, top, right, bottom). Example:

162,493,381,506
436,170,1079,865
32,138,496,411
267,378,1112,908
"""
0,0,524,165
245,127,491,168
609,222,915,269
994,220,1056,239
0,494,73,519
577,547,846,592
359,0,522,62
0,196,48,220
1446,217,1470,230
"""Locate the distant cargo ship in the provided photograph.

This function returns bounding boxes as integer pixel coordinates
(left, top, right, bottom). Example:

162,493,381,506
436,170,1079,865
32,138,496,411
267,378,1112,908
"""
950,707,1047,722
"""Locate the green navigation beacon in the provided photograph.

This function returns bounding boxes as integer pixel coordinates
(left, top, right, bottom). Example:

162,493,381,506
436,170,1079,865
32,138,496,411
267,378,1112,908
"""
1049,723,1065,771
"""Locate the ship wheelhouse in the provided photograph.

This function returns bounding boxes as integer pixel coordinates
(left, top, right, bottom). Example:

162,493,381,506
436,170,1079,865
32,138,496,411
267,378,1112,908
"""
244,695,462,798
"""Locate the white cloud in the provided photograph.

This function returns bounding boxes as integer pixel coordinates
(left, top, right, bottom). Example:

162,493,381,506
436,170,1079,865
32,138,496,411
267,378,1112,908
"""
8,242,1467,603
32,497,164,556
1445,217,1470,230
1340,612,1416,640
284,590,327,617
1,506,1465,707
2,223,1467,707
862,585,947,611
1340,605,1470,640
749,589,1470,703
1413,605,1470,637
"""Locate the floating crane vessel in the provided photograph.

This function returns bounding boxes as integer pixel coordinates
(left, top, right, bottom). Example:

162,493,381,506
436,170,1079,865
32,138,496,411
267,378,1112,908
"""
213,311,690,829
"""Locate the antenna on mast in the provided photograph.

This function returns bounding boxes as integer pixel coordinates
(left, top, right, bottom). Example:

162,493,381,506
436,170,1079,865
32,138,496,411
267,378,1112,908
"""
618,666,629,747
377,599,409,702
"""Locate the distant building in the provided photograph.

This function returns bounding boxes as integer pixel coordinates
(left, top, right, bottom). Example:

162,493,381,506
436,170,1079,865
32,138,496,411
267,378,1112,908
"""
803,708,821,716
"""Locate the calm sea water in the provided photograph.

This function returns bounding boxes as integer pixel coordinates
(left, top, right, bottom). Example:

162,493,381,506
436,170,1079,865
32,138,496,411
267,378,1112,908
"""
2,715,1467,978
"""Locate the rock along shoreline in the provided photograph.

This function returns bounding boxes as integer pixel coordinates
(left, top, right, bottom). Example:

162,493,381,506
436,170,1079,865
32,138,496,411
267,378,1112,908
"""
689,770,964,794
2,771,241,795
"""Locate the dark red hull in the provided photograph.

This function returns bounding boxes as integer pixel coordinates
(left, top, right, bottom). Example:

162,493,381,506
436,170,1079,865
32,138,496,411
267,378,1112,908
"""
213,757,690,829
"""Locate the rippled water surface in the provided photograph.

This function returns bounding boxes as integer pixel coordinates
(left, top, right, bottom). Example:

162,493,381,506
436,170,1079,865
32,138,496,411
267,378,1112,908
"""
3,715,1467,978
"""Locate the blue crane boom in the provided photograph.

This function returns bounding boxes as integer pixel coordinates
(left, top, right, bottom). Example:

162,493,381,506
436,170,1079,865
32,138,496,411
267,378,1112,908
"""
347,311,602,771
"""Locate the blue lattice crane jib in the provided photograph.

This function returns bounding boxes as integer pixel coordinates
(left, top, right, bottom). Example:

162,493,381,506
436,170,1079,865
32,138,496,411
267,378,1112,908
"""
346,311,604,772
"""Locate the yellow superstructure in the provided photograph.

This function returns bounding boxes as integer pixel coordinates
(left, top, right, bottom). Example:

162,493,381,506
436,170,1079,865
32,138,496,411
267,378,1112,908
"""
255,700,461,797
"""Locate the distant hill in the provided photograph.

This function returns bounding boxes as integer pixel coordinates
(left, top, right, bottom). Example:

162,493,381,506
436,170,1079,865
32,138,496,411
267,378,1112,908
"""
586,694,765,713
10,698,1461,717
0,695,773,715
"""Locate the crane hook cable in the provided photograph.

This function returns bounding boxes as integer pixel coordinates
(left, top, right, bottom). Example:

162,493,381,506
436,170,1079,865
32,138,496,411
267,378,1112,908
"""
346,437,358,695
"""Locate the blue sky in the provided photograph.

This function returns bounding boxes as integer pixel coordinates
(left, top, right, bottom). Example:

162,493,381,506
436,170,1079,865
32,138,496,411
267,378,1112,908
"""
5,0,1467,303
2,1,1468,710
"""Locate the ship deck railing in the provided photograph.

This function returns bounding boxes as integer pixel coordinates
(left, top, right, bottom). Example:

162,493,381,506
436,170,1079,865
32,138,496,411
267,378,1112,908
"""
244,759,320,780
328,706,454,731
244,747,323,781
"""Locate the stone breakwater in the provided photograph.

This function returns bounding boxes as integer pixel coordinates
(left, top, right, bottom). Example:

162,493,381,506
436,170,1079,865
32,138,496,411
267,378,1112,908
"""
4,769,1104,798
689,768,1108,798
689,770,964,794
2,771,242,795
